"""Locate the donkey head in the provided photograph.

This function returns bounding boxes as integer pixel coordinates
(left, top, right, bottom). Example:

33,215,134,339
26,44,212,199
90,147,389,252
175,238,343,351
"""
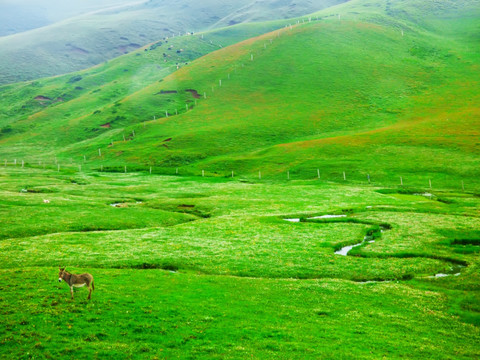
58,267,67,282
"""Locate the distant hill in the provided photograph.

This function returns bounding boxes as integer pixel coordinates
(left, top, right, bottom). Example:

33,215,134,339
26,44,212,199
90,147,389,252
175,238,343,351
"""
0,0,346,85
0,0,479,187
0,0,135,36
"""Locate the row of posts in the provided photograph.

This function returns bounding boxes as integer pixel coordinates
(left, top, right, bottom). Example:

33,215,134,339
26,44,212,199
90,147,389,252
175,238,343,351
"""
2,159,468,191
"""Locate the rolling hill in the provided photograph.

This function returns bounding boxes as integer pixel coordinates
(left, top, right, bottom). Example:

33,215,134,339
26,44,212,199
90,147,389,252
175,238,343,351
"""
0,0,479,189
0,0,346,85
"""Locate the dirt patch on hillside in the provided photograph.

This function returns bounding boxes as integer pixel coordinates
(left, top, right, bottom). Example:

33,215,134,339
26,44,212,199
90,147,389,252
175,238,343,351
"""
100,123,111,128
185,89,200,98
34,96,51,101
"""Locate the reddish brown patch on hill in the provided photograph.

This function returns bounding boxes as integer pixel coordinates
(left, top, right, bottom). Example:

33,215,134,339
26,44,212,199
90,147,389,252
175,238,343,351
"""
185,89,200,99
100,123,111,128
34,96,51,101
163,138,172,142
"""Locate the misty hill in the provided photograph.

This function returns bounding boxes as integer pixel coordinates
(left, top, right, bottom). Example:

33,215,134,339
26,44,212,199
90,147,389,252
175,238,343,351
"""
0,0,346,85
0,0,479,187
0,0,135,36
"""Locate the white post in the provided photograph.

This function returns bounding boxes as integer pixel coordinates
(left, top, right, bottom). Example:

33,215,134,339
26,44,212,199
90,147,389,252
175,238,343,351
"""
204,92,207,99
186,104,189,111
287,171,290,180
367,174,370,183
175,109,178,115
150,167,152,174
343,171,346,181
219,80,222,86
400,176,403,186
154,115,156,121
202,170,205,177
132,130,135,137
317,169,320,179
14,159,17,165
57,164,60,172
228,73,230,79
22,160,24,168
123,134,126,141
124,166,127,173
401,29,404,37
429,179,432,189
259,171,261,179
166,111,169,118
98,149,101,157
232,171,234,178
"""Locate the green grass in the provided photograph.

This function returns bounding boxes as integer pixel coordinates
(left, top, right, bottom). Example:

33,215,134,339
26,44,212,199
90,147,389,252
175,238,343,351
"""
1,0,478,190
1,2,480,357
0,167,479,358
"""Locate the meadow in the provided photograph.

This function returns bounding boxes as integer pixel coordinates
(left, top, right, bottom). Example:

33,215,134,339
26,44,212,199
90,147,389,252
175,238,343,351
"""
0,1,479,358
0,166,479,359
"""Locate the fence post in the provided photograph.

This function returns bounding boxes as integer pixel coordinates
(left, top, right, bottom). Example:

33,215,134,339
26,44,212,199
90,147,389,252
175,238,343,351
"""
317,169,320,179
343,171,346,181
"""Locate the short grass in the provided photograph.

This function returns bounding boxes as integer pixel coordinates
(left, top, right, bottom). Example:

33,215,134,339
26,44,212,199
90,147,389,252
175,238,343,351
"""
0,167,479,358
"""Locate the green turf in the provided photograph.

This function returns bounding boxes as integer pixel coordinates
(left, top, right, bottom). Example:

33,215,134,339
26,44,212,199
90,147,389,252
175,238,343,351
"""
0,167,479,358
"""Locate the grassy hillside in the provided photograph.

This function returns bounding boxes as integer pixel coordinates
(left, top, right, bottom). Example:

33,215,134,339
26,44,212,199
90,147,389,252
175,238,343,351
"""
0,0,346,84
0,0,479,191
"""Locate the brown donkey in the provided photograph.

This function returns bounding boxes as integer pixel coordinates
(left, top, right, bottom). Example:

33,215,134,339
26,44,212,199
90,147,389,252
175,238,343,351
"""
58,267,94,300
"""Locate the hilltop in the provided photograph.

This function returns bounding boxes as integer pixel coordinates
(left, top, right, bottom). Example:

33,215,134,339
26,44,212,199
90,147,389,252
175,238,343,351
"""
0,0,346,84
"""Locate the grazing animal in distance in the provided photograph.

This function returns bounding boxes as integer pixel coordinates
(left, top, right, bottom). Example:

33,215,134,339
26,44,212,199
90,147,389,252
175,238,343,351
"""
58,267,94,300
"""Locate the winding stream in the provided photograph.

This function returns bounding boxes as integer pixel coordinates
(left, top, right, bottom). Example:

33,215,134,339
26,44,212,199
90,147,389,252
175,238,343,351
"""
284,215,466,279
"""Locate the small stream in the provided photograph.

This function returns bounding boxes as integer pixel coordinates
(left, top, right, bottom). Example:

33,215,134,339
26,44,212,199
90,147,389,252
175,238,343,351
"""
284,215,466,279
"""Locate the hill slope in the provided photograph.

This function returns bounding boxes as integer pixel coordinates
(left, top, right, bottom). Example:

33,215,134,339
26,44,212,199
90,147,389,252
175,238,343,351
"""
0,0,479,188
0,0,346,85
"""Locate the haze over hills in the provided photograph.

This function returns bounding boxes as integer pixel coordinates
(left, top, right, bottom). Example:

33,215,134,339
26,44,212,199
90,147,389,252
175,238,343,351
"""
0,0,135,36
0,0,479,188
0,0,346,85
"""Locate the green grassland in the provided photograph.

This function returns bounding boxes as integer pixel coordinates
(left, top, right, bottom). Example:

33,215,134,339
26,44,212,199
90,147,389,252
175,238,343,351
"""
1,1,479,358
0,167,479,359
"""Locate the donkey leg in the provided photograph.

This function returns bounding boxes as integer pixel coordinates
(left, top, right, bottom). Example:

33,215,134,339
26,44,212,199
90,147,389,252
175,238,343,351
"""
70,286,74,299
88,285,92,300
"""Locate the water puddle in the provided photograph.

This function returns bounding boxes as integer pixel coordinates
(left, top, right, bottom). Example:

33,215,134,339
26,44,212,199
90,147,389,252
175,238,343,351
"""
429,264,464,278
284,215,346,223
